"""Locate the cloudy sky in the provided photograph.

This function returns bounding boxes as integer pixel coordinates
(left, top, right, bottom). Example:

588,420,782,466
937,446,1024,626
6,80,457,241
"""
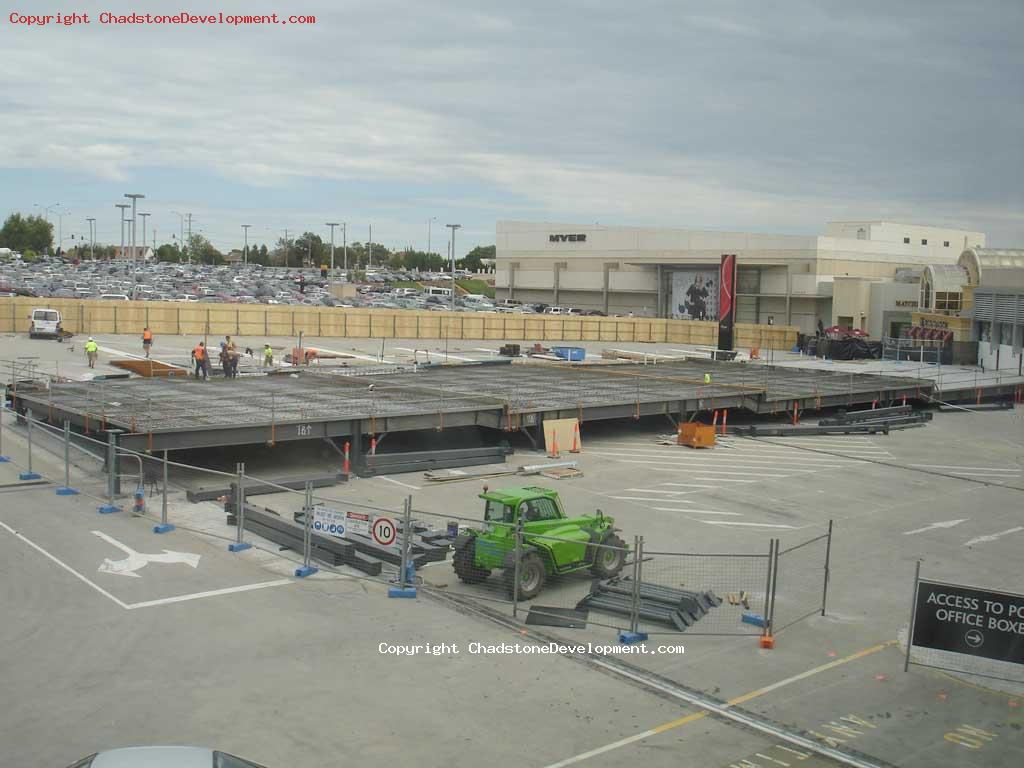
1,0,1021,255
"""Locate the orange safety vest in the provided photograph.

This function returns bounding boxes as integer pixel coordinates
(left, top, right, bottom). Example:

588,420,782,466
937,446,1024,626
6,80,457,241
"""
193,344,205,361
143,330,153,341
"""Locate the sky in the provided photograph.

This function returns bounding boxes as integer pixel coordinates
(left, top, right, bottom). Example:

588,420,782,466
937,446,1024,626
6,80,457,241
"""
1,0,1022,255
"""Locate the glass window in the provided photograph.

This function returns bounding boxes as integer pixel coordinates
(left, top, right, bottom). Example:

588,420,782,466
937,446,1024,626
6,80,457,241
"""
903,237,910,244
484,500,512,524
527,497,560,521
979,322,991,342
943,241,950,247
921,238,928,245
214,753,268,768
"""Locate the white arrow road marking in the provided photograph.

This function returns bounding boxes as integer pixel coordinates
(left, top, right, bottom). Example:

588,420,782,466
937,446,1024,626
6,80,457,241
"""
903,519,969,535
93,530,201,578
963,527,1024,547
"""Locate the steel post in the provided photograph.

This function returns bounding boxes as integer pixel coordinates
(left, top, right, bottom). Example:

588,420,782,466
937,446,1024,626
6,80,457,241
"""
56,419,78,494
904,559,921,672
0,393,8,462
762,537,775,633
18,408,42,480
768,538,780,633
512,519,523,617
98,431,119,513
153,449,174,533
629,535,643,633
294,480,317,576
821,519,833,615
228,461,251,551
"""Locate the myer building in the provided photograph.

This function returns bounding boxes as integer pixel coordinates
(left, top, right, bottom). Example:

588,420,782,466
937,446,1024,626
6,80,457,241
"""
496,220,985,336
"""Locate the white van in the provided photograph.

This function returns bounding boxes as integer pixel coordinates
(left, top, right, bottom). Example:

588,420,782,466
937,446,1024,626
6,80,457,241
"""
542,306,566,315
29,308,62,339
99,294,130,301
424,286,453,297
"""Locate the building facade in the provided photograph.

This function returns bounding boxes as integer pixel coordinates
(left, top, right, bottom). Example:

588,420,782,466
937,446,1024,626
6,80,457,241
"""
495,220,984,335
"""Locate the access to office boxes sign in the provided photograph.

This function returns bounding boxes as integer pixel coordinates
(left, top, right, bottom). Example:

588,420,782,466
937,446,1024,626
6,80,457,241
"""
911,580,1024,664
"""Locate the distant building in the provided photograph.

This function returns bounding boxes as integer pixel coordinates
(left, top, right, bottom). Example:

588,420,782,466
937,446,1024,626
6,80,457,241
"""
224,249,245,264
496,219,984,336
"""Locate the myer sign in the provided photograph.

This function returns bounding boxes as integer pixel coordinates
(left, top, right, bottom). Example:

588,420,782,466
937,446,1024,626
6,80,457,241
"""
911,580,1024,665
549,234,586,243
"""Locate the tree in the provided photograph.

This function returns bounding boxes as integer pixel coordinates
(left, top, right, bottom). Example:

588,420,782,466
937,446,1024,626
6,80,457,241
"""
0,213,53,254
293,231,327,266
155,243,180,263
186,234,222,264
460,245,495,272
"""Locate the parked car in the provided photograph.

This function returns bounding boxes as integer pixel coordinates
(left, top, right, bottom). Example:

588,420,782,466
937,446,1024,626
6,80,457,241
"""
29,307,62,338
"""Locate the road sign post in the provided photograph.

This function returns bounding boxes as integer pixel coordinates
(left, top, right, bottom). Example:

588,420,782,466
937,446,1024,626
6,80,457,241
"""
0,396,9,462
19,408,42,481
154,449,174,533
295,481,318,577
56,419,78,495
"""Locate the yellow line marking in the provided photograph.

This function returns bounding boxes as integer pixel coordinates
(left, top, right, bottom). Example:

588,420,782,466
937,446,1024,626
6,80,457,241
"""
541,639,897,768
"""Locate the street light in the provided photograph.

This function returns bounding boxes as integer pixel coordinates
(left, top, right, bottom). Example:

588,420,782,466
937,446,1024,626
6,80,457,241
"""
86,217,96,260
427,217,437,257
242,224,251,265
446,224,461,312
124,193,144,263
138,213,150,261
326,222,339,286
115,204,130,261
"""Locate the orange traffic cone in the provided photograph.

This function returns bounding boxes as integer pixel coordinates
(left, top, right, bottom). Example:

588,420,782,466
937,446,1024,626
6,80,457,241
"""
548,433,560,459
570,422,581,453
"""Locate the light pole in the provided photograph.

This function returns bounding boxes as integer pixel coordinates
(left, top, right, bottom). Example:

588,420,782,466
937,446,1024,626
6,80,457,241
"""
427,217,437,258
115,204,130,261
186,213,192,264
242,224,251,265
342,222,347,273
326,222,339,285
171,211,185,261
86,218,96,260
368,225,372,269
446,223,461,312
124,193,144,263
55,208,71,256
282,229,290,268
139,213,149,261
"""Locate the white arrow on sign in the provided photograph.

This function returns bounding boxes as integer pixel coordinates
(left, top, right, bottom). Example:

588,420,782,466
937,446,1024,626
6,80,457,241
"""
93,530,201,578
902,519,969,536
963,527,1024,547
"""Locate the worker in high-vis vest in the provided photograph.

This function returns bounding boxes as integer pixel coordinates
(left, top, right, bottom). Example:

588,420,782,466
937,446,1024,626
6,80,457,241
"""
704,372,712,385
263,343,274,369
192,341,208,380
142,327,153,358
84,337,98,369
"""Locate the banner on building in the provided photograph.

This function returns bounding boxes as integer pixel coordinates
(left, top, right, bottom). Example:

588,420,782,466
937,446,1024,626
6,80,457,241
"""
670,268,719,321
718,254,738,351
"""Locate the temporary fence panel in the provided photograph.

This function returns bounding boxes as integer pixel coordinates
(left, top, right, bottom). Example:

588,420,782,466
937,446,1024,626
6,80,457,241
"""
770,522,833,634
638,548,772,636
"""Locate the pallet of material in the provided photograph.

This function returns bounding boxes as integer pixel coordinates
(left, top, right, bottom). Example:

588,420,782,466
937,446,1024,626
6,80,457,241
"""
227,502,382,576
188,473,346,503
293,510,451,566
361,446,513,477
576,577,722,631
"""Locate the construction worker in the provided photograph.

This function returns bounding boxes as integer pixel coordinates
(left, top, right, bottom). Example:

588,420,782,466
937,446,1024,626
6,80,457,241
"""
262,343,274,369
225,336,239,378
704,372,712,385
219,342,232,379
142,327,153,358
84,337,98,369
192,341,208,380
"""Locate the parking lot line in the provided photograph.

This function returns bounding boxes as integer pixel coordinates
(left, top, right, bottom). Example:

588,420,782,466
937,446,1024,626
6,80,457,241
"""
696,520,799,528
610,497,696,504
0,519,129,610
376,476,423,490
126,579,293,610
542,641,896,768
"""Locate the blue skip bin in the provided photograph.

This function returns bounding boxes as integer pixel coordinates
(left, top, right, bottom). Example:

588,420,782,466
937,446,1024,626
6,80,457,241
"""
551,346,585,362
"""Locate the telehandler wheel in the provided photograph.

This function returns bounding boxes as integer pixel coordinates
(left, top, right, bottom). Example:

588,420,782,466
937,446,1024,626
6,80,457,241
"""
505,551,547,600
453,540,491,584
590,532,626,578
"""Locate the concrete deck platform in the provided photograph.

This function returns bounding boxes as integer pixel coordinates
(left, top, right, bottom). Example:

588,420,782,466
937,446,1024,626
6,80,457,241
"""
9,358,931,453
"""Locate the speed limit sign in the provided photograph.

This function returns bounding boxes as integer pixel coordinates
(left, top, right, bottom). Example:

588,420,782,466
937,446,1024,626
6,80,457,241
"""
372,516,397,546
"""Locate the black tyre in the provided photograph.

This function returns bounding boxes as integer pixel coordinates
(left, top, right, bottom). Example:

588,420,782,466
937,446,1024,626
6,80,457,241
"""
453,540,490,584
505,551,547,600
590,532,626,578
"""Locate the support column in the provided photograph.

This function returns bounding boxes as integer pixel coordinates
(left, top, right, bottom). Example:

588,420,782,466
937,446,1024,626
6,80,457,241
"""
603,262,619,317
553,261,567,307
508,261,519,301
785,266,792,326
349,421,364,475
656,264,665,318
